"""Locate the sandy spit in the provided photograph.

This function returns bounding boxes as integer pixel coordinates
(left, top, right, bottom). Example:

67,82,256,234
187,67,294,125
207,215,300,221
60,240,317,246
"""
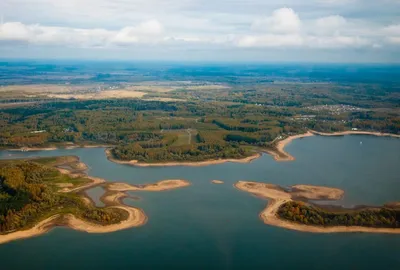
211,180,224,184
105,149,261,167
8,147,58,152
0,215,61,245
310,130,400,138
265,132,315,161
107,179,191,192
64,206,147,234
0,163,147,245
234,181,400,234
267,129,399,162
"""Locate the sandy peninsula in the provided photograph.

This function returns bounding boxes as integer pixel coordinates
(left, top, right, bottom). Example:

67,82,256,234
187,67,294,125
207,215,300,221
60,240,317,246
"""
8,147,58,152
105,148,261,167
0,215,61,245
267,129,399,162
211,180,224,184
234,181,400,234
107,179,191,192
266,132,315,161
0,159,198,245
310,130,400,138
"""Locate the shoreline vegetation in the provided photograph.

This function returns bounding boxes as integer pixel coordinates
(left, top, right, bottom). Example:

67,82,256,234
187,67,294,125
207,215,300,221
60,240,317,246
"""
3,130,399,166
105,148,261,167
0,156,191,245
106,180,191,192
235,181,400,234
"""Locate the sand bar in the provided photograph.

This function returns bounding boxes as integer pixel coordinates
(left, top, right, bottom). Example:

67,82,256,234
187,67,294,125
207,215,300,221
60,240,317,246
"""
211,180,224,184
107,179,191,192
310,130,400,138
0,215,61,245
234,181,400,234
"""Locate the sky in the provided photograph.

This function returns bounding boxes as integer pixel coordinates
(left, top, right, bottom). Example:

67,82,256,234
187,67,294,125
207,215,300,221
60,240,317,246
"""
0,0,399,62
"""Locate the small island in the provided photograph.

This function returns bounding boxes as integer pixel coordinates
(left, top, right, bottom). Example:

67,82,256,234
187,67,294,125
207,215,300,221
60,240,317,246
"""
235,181,400,234
106,179,191,192
105,148,260,167
211,180,224,184
0,156,191,245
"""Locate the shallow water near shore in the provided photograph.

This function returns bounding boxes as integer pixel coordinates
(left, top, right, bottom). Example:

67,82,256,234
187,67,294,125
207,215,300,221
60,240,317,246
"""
0,135,399,270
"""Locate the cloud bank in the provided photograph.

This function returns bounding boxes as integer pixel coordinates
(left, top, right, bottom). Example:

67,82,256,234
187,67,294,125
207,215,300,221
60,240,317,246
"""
0,0,399,61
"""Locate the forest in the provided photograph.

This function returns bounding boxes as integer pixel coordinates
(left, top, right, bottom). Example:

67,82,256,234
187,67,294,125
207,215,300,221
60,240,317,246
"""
0,81,399,163
277,201,400,228
0,159,126,233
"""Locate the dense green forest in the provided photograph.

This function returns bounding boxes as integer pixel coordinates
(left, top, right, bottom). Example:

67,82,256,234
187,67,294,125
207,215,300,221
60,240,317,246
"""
0,91,399,162
111,141,250,162
0,159,126,233
277,201,400,228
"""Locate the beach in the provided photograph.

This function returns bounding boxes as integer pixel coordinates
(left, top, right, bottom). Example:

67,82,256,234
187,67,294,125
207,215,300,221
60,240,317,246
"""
211,180,224,184
267,130,400,162
310,130,400,138
0,159,148,245
234,181,400,234
266,132,315,161
107,179,191,192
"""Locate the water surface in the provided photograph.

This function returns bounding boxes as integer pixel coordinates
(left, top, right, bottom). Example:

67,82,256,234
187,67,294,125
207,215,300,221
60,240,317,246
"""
0,135,399,270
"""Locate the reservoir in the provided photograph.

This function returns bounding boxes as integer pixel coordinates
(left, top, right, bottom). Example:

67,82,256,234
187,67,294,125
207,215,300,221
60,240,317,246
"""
0,135,399,270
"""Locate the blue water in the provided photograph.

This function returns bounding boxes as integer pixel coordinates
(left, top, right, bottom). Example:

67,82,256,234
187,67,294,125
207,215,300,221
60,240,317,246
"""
0,135,399,270
85,186,105,207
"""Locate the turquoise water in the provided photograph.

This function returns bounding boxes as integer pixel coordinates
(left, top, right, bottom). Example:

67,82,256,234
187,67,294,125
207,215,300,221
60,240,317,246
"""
0,135,399,270
85,186,105,207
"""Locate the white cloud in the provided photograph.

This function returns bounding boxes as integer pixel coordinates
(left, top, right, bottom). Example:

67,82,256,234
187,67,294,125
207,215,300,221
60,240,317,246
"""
313,15,347,34
236,34,303,47
251,8,301,33
0,2,399,60
0,20,165,47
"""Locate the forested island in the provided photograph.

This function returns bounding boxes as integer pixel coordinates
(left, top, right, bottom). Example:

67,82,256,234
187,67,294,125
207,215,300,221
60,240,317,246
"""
235,181,400,233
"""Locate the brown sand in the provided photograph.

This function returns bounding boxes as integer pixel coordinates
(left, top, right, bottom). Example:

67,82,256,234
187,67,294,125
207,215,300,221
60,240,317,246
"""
267,129,399,162
234,181,400,234
64,206,147,234
211,180,224,184
0,215,61,245
0,206,147,244
105,148,261,167
107,179,191,192
9,147,58,152
0,162,147,245
310,130,400,138
266,132,315,161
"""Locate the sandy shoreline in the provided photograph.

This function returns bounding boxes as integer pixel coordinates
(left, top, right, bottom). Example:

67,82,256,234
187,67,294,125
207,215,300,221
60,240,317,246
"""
267,130,399,162
0,159,149,245
105,149,261,167
234,181,400,234
211,180,224,184
310,130,400,138
0,157,193,244
7,144,113,152
4,130,398,166
266,132,315,161
107,179,191,192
